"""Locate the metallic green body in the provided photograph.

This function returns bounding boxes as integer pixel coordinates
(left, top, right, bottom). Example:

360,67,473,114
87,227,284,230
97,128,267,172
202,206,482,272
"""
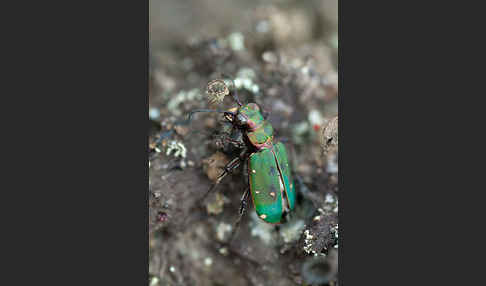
247,122,273,146
273,142,296,210
248,142,296,224
239,103,264,126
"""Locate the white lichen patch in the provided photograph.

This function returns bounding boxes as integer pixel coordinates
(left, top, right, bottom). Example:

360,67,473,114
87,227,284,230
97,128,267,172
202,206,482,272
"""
149,107,160,120
279,219,305,243
333,224,338,238
325,193,335,204
166,140,187,158
331,224,339,249
230,68,260,95
292,121,310,145
216,222,232,242
308,109,325,128
218,247,228,256
331,33,338,50
228,32,245,51
326,152,338,174
256,20,270,33
204,257,213,267
167,88,203,116
322,194,338,212
150,276,159,286
303,229,316,255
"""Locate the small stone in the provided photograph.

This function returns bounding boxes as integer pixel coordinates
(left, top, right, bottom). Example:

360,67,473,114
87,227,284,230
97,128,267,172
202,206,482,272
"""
262,51,278,63
156,212,168,223
228,32,245,51
149,108,160,120
219,247,228,256
325,194,335,204
256,20,270,33
150,277,159,286
204,257,213,266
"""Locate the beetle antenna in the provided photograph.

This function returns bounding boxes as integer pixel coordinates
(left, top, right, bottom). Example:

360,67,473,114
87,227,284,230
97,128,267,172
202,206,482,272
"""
188,109,224,121
187,109,236,124
220,73,243,107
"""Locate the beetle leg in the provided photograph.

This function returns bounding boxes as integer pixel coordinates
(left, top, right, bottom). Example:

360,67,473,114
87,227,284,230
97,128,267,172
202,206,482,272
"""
202,156,242,200
238,187,251,216
217,156,241,183
228,187,250,244
224,137,245,148
221,129,245,149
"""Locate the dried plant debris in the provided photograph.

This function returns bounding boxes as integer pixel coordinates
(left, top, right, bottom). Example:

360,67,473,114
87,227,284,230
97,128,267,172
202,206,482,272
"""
206,79,229,105
202,152,231,182
322,116,338,155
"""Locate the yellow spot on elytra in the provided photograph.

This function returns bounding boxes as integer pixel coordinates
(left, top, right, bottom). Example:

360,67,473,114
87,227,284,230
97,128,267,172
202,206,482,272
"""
255,190,260,194
270,192,276,197
260,214,267,219
252,170,256,173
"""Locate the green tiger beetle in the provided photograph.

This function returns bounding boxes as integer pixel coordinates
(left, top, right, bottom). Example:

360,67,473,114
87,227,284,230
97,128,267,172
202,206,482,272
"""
189,78,296,227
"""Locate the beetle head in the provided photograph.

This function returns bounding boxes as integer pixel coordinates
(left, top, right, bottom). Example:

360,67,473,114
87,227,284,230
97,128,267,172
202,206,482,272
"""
225,103,263,130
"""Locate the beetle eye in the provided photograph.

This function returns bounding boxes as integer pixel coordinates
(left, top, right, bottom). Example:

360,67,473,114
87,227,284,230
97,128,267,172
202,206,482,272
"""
236,114,248,126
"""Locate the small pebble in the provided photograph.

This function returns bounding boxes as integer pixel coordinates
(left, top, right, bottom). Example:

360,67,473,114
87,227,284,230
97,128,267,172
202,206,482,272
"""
228,32,245,51
204,257,213,266
262,51,278,63
149,108,160,120
156,212,168,223
219,247,228,256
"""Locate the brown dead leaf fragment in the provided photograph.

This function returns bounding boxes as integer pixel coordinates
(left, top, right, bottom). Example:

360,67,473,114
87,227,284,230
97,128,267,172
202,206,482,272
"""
202,151,231,182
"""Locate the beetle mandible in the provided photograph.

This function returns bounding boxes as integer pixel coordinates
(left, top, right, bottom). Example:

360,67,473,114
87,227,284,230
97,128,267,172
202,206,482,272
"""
190,78,296,225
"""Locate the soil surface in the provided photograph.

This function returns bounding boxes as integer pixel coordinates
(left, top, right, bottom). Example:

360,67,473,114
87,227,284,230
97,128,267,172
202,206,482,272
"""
149,1,338,285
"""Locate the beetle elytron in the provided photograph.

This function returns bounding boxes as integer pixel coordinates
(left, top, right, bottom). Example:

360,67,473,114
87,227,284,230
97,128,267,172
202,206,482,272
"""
190,78,296,224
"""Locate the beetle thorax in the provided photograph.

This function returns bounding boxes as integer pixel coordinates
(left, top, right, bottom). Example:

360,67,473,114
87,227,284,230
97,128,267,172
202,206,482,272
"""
238,104,264,131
